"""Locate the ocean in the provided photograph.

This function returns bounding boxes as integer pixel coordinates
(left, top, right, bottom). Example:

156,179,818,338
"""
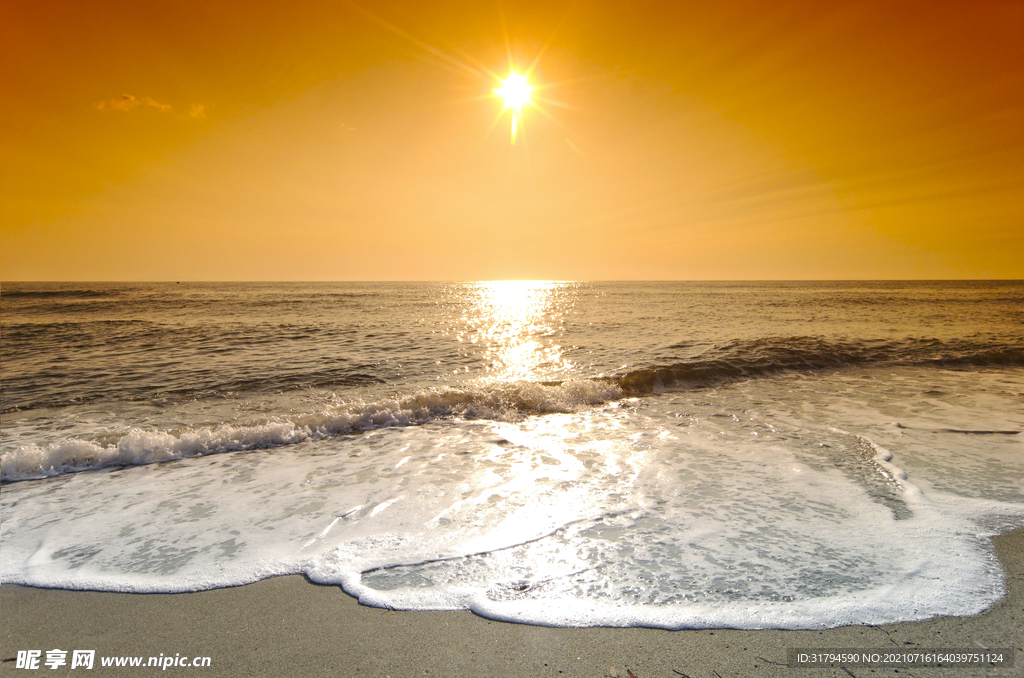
1,280,1022,629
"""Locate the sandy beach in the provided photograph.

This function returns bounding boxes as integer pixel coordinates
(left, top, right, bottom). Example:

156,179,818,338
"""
1,528,1020,678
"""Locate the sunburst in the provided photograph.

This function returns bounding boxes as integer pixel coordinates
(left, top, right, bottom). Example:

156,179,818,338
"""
351,3,570,149
493,72,535,144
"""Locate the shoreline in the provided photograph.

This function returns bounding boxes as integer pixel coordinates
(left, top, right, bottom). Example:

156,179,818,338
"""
2,528,1021,677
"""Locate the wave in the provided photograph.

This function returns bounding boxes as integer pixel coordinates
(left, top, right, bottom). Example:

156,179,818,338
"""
0,289,118,300
0,380,622,482
924,347,1024,367
613,337,1024,394
4,333,1020,414
0,367,388,415
3,336,1022,481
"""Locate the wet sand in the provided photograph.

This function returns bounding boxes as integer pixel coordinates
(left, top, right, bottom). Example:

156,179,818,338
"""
2,528,1021,677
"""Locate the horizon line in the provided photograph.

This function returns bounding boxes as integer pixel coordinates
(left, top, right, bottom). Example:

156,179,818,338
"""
3,278,1023,285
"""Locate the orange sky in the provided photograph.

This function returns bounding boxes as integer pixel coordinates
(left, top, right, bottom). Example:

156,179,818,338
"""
2,0,1022,280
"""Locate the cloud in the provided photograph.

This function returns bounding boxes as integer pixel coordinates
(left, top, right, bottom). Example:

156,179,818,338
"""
94,94,172,113
188,103,206,119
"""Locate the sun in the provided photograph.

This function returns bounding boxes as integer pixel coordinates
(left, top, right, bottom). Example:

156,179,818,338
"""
493,71,535,144
494,72,533,111
348,7,565,149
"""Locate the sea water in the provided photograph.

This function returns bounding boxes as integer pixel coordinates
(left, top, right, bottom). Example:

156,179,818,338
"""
1,281,1022,629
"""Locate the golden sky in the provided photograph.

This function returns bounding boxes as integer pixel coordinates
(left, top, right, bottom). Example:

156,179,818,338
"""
2,0,1022,280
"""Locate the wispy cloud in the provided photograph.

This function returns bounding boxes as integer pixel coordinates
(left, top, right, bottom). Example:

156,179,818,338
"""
94,94,172,113
187,103,206,119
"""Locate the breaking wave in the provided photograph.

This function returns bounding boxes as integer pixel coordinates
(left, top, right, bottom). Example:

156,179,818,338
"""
0,380,622,482
3,336,1022,482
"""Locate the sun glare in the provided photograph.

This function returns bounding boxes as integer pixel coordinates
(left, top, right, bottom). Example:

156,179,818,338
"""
493,72,535,145
468,281,570,381
494,72,533,111
347,8,566,150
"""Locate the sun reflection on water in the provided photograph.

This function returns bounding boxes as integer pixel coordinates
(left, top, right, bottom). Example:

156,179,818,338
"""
463,281,575,382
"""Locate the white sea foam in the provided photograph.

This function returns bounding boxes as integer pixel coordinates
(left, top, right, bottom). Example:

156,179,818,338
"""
2,367,1022,629
0,379,623,482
